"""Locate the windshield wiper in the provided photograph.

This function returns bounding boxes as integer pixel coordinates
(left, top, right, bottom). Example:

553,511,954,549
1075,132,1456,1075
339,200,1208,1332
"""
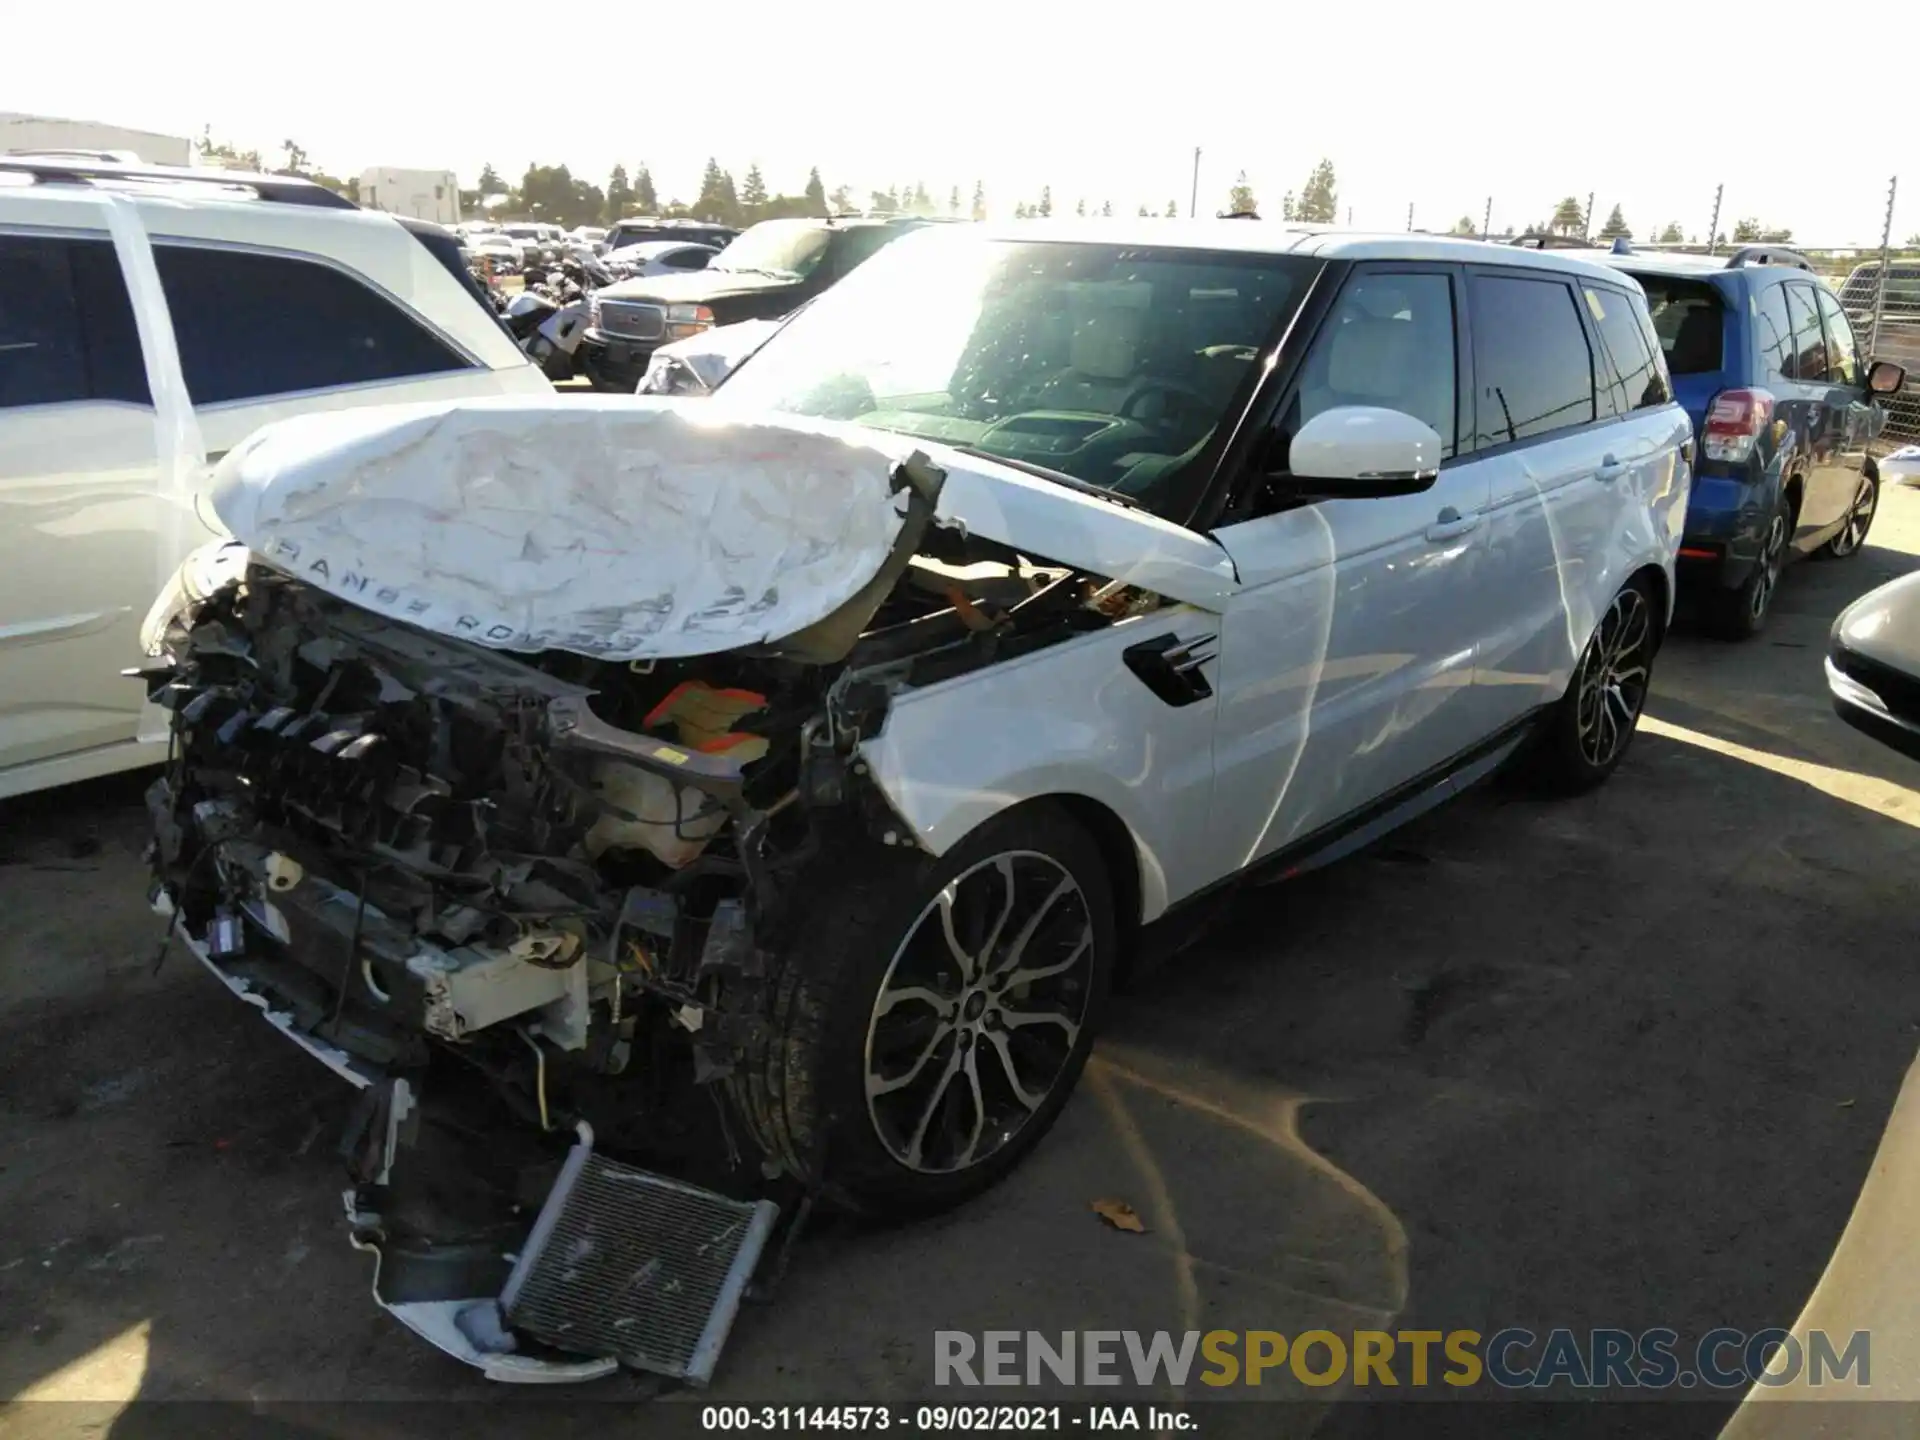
951,446,1140,509
719,265,795,280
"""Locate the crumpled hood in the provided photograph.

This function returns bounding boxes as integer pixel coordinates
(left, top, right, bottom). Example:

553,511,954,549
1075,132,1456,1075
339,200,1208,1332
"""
207,396,1237,663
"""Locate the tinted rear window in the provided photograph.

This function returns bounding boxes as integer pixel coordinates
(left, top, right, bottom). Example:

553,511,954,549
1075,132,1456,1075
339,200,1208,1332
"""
155,244,474,405
1468,274,1595,445
1625,272,1723,375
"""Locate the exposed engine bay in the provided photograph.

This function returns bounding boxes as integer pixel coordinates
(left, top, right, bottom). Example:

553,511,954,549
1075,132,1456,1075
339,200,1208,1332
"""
137,414,1173,1381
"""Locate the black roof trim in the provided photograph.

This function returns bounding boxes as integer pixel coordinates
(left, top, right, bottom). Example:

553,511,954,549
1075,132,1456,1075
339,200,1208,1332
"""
1724,245,1813,272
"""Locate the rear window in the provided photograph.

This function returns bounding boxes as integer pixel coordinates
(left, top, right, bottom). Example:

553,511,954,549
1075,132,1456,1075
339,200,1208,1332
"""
1625,272,1723,375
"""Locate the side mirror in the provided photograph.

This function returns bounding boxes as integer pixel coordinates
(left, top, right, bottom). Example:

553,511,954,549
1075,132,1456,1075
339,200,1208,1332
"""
1868,359,1908,396
1280,406,1444,498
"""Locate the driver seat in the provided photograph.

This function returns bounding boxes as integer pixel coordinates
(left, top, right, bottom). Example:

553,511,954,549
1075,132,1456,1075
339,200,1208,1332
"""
1023,296,1152,415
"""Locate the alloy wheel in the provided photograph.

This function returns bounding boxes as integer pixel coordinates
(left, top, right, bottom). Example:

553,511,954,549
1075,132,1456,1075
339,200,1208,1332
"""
864,852,1095,1174
1575,587,1654,768
1750,513,1788,621
1830,478,1876,557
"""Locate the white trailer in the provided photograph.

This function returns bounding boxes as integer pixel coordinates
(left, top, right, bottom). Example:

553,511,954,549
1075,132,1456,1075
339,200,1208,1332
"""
359,167,461,224
0,112,191,166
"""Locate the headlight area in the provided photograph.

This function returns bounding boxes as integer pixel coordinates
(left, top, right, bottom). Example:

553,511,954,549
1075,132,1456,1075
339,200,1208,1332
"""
665,303,714,340
138,541,252,658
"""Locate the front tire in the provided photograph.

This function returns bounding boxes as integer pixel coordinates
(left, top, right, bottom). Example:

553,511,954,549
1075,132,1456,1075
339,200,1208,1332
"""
738,803,1115,1218
1526,575,1662,794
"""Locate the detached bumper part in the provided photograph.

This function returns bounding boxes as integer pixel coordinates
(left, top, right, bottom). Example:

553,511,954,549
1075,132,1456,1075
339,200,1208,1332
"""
182,908,780,1385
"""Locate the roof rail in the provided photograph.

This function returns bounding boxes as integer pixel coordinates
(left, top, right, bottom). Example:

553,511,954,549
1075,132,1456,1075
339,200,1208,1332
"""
1724,245,1812,272
0,157,357,210
1511,233,1592,250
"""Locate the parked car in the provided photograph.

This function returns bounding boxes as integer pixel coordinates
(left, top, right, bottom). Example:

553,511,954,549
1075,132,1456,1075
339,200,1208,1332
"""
599,238,718,281
1828,570,1920,763
146,220,1689,1284
578,215,930,391
638,316,783,394
604,217,738,255
569,225,608,251
0,156,553,801
1591,243,1907,637
467,232,523,271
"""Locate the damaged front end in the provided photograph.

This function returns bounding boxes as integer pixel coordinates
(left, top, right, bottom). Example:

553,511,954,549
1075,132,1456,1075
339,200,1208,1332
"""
138,403,1172,1382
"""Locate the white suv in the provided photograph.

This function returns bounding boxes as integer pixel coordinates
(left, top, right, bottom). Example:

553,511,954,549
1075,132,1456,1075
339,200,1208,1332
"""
149,222,1692,1230
0,160,551,800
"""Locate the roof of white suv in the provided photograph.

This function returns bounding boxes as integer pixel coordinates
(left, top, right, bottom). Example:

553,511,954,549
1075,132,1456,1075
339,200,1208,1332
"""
964,219,1644,285
0,169,526,369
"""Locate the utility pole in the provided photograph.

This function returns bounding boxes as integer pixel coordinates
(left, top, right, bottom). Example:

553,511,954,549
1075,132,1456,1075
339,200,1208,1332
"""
1407,202,1414,232
1705,183,1723,256
1584,190,1595,242
1482,196,1492,240
1869,175,1898,357
1189,148,1200,219
1347,206,1353,225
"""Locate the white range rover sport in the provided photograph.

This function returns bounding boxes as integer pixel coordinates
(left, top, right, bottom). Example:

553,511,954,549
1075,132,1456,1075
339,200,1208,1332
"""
138,220,1689,1378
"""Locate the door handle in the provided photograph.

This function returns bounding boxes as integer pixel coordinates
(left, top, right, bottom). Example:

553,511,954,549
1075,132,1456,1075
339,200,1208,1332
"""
1424,506,1482,542
1595,454,1627,483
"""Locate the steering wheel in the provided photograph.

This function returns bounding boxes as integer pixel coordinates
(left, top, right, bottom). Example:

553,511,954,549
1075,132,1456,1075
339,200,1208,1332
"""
1121,377,1210,430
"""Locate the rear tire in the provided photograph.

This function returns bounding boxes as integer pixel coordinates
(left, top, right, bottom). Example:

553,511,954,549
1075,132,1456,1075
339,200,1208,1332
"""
736,803,1115,1218
1525,575,1662,795
1703,492,1791,639
1819,473,1878,559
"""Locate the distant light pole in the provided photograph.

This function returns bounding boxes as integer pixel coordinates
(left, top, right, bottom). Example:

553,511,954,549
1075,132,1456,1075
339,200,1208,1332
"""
1189,148,1200,218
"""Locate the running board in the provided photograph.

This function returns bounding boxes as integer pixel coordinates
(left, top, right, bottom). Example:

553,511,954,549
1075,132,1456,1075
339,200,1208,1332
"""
500,1124,780,1386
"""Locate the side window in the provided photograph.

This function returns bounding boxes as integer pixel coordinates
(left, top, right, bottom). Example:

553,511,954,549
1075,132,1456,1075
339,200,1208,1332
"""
1469,274,1595,446
1584,286,1672,411
1784,283,1828,383
0,235,149,409
154,244,475,406
1813,287,1859,386
1752,282,1795,380
1291,270,1458,459
829,227,903,278
664,248,709,270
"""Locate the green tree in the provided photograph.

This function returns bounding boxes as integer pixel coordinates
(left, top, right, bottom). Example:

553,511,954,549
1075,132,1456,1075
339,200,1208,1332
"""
633,165,658,213
1226,170,1257,215
1452,215,1478,236
1281,192,1296,221
1101,200,1113,217
1164,199,1177,217
909,181,934,216
829,184,853,212
1731,217,1762,243
694,158,729,220
741,163,769,217
281,139,308,174
605,164,632,222
477,163,507,197
1037,185,1053,218
949,185,961,216
1658,221,1683,244
1759,224,1793,243
1013,201,1030,219
871,186,899,214
971,181,987,221
1137,203,1150,217
1296,161,1337,223
1075,197,1086,217
805,167,827,210
1549,196,1585,235
1597,204,1631,241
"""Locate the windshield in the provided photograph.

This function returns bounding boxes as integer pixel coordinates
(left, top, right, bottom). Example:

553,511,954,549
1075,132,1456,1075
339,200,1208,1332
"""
503,225,540,239
713,221,832,279
713,234,1317,518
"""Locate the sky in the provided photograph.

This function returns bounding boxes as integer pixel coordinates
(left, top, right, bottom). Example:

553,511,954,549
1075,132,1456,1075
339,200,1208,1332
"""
9,0,1915,246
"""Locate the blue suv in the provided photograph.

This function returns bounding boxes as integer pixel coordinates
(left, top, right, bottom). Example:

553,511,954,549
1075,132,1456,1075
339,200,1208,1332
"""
1577,243,1908,636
